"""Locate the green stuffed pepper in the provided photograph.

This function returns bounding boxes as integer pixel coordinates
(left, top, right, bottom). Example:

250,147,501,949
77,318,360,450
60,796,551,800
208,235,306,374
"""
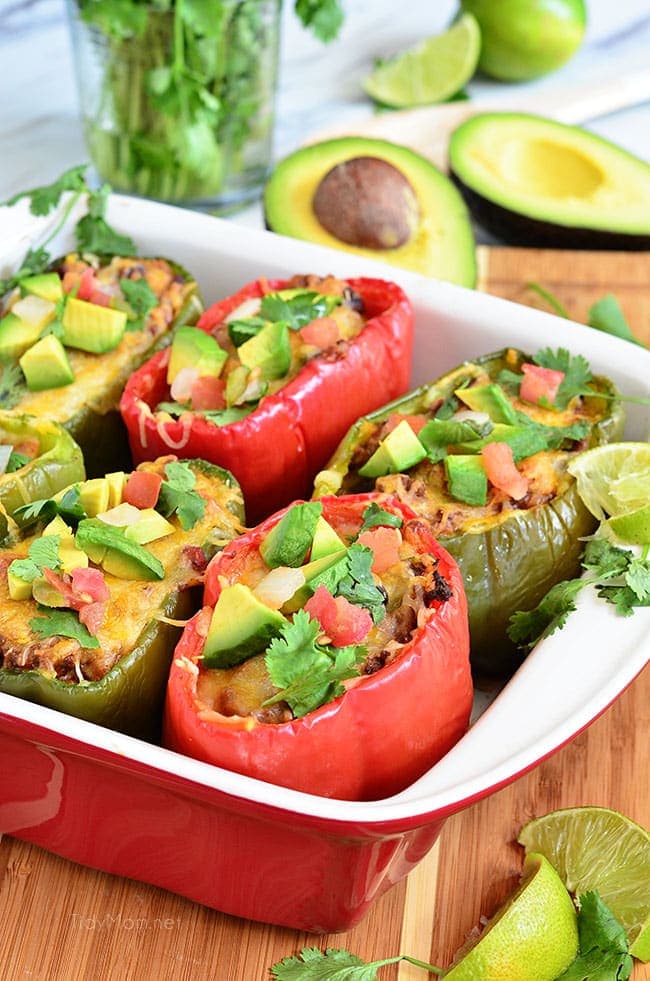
0,253,203,477
313,347,625,675
0,412,85,542
0,456,244,739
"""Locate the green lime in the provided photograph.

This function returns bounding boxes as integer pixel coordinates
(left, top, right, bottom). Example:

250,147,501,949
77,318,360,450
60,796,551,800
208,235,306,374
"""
518,806,650,959
607,503,650,546
567,443,650,521
443,853,578,980
460,0,586,81
362,14,481,108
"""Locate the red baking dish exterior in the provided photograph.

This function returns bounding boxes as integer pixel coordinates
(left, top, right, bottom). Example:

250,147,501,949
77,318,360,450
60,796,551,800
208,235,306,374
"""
164,494,473,801
120,277,414,522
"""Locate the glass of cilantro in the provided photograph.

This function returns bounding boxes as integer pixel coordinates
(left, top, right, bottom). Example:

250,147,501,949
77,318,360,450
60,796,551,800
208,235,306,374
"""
66,0,343,213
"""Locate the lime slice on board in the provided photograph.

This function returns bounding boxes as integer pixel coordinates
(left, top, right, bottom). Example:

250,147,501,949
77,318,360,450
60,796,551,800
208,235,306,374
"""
567,442,650,522
518,806,650,960
443,853,578,980
362,14,481,109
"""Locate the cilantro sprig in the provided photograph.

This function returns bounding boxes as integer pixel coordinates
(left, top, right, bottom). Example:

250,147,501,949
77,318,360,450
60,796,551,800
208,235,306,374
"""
264,610,366,718
1,165,136,297
120,276,158,332
528,282,647,349
9,536,62,583
270,946,444,979
260,291,342,330
508,538,650,650
358,502,403,535
156,461,206,530
13,485,86,531
30,607,99,649
558,891,632,981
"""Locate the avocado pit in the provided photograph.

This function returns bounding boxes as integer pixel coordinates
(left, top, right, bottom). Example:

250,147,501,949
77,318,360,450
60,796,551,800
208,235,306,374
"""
312,156,420,250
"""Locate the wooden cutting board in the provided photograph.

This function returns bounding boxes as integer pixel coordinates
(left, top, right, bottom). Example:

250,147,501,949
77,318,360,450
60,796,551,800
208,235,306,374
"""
0,248,648,981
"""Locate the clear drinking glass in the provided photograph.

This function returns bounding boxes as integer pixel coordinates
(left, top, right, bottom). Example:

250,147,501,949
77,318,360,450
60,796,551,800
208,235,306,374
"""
66,0,281,213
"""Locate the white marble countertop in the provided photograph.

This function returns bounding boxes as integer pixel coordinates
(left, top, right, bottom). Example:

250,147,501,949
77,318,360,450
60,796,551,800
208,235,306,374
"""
0,0,649,242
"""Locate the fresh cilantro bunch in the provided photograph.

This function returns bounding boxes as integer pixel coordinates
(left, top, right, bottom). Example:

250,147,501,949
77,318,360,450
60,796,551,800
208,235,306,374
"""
508,538,650,650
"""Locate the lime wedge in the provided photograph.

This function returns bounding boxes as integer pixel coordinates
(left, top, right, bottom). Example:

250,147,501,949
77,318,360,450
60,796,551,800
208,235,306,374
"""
518,806,650,960
444,853,578,980
607,503,650,545
567,442,650,521
362,14,481,109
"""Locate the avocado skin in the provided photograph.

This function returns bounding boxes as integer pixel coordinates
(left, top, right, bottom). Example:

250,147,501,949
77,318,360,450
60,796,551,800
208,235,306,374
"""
450,175,650,251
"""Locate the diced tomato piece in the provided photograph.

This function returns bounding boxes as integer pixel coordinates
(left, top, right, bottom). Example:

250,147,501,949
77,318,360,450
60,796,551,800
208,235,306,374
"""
520,363,564,406
124,470,163,509
62,270,80,294
299,317,340,348
383,413,428,436
190,375,227,411
304,584,372,646
77,267,99,301
13,438,40,459
70,567,110,604
42,567,74,603
78,601,107,635
89,289,112,307
357,526,403,574
482,442,529,501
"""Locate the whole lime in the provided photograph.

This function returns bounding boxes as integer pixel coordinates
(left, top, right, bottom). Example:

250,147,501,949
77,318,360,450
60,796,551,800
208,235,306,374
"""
460,0,587,81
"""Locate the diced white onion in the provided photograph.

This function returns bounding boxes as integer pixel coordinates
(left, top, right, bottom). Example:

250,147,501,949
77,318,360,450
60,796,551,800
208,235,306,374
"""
253,567,306,609
452,409,492,427
224,297,261,323
0,445,12,476
170,367,199,402
12,294,56,325
97,502,141,526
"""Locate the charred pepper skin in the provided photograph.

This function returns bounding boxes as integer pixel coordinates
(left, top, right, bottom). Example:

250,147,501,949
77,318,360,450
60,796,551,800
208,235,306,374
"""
163,493,472,801
312,350,626,676
0,459,245,741
0,413,85,540
119,277,414,523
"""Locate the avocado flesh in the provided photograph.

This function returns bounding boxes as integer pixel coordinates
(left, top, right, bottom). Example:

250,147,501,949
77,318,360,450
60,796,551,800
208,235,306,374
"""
264,137,477,288
449,112,650,249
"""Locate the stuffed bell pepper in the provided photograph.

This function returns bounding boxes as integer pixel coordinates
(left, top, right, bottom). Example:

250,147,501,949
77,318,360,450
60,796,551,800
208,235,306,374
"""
163,494,472,800
313,348,625,676
0,456,244,739
120,274,414,523
0,254,202,476
0,411,85,542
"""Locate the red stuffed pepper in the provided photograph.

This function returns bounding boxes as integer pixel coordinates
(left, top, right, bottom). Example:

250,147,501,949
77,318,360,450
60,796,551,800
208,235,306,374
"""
163,493,472,801
120,275,413,522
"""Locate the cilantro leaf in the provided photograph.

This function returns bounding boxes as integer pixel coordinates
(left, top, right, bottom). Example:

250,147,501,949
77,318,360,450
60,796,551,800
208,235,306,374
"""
4,165,88,216
30,608,100,649
294,0,345,42
270,946,445,979
507,578,586,649
582,539,631,580
9,535,62,583
588,295,646,349
358,502,403,535
336,544,387,624
260,290,341,330
120,276,158,331
6,451,30,473
157,461,206,530
533,348,593,410
264,610,365,718
227,316,268,347
75,183,136,255
0,246,52,297
558,892,632,981
13,485,86,531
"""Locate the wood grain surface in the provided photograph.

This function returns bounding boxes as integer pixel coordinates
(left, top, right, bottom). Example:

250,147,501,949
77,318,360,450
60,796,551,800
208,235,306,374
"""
1,248,648,981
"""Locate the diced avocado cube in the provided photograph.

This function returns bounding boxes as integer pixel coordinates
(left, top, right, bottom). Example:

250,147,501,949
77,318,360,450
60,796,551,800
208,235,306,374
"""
260,501,323,569
59,543,89,575
0,311,44,363
76,518,164,581
78,478,111,518
281,548,348,614
203,583,288,668
19,335,74,391
238,320,291,381
42,515,74,539
7,570,33,601
359,420,427,478
62,297,127,354
455,384,518,425
167,326,227,384
310,516,346,562
225,364,250,407
445,455,488,506
124,509,175,545
20,273,64,304
105,471,127,508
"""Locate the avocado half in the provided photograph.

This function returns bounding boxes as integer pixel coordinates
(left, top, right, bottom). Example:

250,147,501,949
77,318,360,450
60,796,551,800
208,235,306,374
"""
449,112,650,249
263,137,477,288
